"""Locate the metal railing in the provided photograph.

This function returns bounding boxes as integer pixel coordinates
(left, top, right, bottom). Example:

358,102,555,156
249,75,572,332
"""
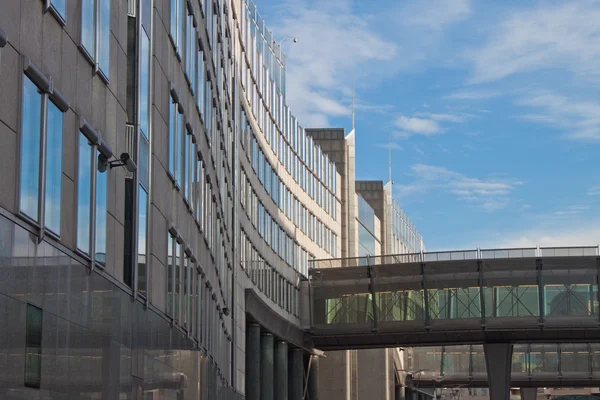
309,246,600,269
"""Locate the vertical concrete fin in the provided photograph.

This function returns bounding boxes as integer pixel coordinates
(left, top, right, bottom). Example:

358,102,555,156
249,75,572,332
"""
484,343,513,400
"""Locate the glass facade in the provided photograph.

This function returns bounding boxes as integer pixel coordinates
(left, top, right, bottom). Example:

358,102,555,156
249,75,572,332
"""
0,216,236,399
390,199,423,254
80,0,110,79
76,133,92,254
19,77,42,222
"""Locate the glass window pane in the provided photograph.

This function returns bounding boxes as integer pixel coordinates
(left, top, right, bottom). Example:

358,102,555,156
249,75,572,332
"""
137,187,148,294
95,165,107,266
51,0,66,21
24,304,42,389
98,0,111,77
19,77,42,221
168,236,174,315
139,136,149,190
139,32,150,138
81,0,95,57
169,101,177,177
77,134,92,254
45,102,63,235
176,116,183,184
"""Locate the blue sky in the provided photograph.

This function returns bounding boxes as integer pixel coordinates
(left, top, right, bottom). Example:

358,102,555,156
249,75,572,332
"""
253,0,600,250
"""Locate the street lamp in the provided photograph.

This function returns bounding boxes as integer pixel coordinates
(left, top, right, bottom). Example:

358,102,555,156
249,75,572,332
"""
278,35,297,45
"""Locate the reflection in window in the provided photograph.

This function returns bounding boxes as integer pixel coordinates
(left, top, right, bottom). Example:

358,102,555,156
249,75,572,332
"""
169,95,179,181
184,256,190,328
137,188,148,295
77,133,92,254
19,77,42,221
24,304,42,389
139,32,150,138
95,163,107,265
175,242,182,323
170,0,183,52
45,102,63,235
81,0,95,57
81,0,111,79
49,0,66,21
167,233,175,316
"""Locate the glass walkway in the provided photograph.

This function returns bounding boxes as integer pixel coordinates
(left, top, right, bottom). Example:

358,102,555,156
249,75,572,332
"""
306,247,600,349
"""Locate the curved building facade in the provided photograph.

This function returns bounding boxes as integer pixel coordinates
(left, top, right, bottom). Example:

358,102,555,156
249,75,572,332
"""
0,0,422,399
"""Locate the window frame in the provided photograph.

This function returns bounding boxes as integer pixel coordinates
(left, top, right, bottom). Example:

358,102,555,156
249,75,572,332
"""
80,0,111,82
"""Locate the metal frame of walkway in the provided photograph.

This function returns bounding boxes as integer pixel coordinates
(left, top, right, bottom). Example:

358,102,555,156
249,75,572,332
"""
303,246,600,400
399,343,600,388
305,246,600,350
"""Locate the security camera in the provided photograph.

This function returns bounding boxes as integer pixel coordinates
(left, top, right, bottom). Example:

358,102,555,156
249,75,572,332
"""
293,38,297,43
108,152,137,172
119,153,137,173
98,154,108,173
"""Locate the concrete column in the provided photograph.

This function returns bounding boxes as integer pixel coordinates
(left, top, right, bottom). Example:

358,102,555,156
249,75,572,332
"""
260,333,274,400
520,388,537,400
275,341,289,400
484,343,513,400
246,324,261,400
289,348,304,400
307,355,320,400
395,385,405,400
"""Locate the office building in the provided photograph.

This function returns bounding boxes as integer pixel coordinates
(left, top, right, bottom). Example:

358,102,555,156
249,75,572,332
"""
0,0,421,399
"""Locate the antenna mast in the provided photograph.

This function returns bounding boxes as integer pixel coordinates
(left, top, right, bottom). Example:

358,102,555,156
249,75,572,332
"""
352,74,355,131
388,133,393,184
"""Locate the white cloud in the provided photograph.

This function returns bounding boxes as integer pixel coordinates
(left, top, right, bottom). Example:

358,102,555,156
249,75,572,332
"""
468,1,600,84
444,89,504,100
267,0,398,127
395,164,521,211
415,112,473,123
398,0,472,30
494,225,600,248
553,205,590,216
516,91,600,141
588,186,600,196
375,142,404,151
395,116,441,135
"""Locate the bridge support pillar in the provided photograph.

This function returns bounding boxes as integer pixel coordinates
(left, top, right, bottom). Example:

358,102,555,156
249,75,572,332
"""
520,388,537,400
289,348,303,400
246,324,261,400
307,354,320,400
260,332,274,400
274,341,288,400
484,343,513,400
395,385,405,400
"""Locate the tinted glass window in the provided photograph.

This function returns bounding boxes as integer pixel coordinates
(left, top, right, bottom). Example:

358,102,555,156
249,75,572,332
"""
77,134,92,253
19,77,42,221
45,101,63,235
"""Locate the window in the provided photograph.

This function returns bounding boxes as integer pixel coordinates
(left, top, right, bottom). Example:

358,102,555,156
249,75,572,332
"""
197,50,205,119
184,127,191,202
77,134,92,254
196,271,203,344
168,232,175,316
137,187,148,294
204,81,212,143
95,159,107,265
175,241,182,323
19,76,65,236
170,0,184,53
186,14,196,88
184,255,190,329
76,132,109,262
81,0,111,80
44,0,67,23
195,154,205,225
24,304,42,389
